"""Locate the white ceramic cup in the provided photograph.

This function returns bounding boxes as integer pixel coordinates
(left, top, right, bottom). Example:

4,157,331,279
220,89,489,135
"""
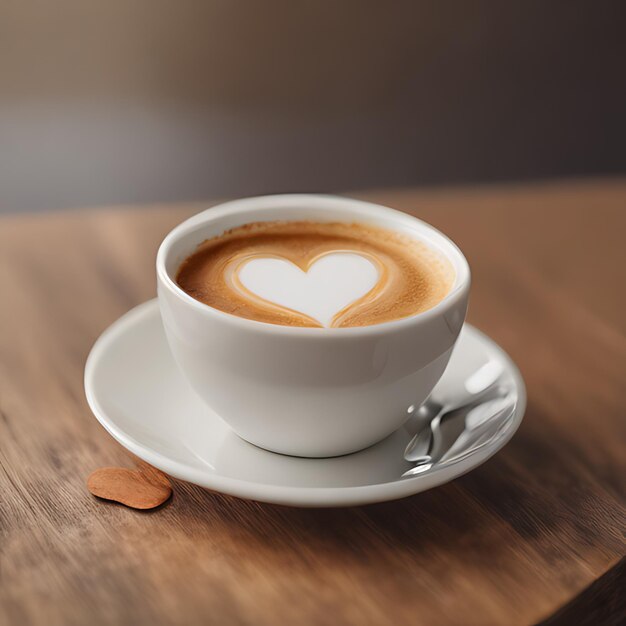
157,195,470,457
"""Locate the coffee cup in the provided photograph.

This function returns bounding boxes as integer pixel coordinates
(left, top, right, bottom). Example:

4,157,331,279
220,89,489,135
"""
157,195,470,457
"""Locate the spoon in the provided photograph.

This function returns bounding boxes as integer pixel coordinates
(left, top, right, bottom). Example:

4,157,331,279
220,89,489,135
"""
404,359,504,462
401,387,513,477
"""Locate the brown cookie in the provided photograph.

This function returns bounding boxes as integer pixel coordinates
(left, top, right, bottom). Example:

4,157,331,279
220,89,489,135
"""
87,464,172,509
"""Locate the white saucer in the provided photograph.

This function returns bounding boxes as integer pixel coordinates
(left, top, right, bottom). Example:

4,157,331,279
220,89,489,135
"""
85,300,526,507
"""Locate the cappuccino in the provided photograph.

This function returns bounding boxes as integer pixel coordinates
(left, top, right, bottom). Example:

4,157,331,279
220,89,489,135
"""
176,221,454,328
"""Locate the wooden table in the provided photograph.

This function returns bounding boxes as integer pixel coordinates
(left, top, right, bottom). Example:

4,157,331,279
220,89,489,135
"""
1,179,624,626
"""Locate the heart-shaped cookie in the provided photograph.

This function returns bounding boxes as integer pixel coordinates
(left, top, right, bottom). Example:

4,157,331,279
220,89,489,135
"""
87,463,172,509
236,252,380,327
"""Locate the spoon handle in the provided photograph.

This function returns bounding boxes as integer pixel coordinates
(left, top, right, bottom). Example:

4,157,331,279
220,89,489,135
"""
429,386,510,462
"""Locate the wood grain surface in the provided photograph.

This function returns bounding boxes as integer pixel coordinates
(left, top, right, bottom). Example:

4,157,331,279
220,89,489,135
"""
1,178,625,626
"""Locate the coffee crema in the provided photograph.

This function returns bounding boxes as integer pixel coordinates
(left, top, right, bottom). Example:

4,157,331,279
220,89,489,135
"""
176,221,455,328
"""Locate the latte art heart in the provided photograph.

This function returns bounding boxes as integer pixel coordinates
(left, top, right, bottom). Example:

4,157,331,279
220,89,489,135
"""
234,253,380,327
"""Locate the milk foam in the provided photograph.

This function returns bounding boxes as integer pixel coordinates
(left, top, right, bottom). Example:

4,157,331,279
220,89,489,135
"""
235,253,380,328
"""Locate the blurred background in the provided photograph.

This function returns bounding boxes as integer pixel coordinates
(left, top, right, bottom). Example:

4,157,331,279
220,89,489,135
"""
2,0,625,214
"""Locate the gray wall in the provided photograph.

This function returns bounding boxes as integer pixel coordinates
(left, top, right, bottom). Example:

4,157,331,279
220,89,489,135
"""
2,1,625,213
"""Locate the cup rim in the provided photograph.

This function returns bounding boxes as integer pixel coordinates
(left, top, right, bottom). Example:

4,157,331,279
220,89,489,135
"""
156,194,471,337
